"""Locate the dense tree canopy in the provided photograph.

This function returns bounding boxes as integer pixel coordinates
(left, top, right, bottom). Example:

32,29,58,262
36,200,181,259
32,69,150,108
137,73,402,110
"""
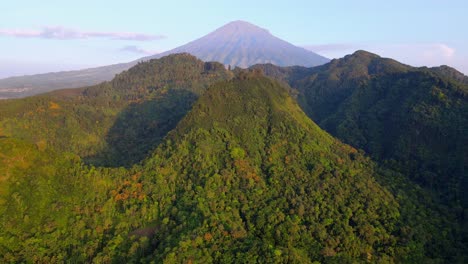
0,53,467,263
256,50,468,212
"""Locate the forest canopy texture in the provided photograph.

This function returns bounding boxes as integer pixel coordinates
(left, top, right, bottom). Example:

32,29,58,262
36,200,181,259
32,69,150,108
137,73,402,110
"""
0,53,467,263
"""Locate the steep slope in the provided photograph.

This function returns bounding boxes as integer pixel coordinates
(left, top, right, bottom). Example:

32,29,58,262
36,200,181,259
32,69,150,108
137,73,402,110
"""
131,75,403,262
303,51,468,206
429,65,468,85
0,21,328,99
0,75,406,262
256,51,468,207
289,50,412,122
0,54,232,167
1,72,466,262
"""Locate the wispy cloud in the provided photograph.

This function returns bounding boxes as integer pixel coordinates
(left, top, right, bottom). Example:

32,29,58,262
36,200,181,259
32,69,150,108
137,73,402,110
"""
0,26,165,41
120,45,158,55
420,43,455,59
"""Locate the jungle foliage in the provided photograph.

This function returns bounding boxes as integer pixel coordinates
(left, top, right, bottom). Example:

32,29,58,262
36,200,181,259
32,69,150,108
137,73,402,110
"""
0,53,467,263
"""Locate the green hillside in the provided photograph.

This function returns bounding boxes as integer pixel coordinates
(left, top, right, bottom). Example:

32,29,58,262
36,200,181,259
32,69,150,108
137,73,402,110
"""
132,74,464,263
309,53,468,207
256,51,468,208
1,71,466,262
0,53,232,167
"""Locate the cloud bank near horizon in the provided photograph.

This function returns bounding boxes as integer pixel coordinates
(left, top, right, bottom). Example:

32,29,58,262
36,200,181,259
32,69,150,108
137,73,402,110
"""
0,26,165,41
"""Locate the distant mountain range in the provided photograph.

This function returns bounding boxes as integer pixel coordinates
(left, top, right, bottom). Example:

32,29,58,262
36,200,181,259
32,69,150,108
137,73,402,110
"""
0,20,328,99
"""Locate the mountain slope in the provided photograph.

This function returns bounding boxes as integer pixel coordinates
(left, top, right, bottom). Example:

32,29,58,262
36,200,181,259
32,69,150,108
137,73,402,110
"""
151,20,328,68
0,21,327,99
0,75,415,262
132,75,404,262
255,51,468,207
0,54,232,167
0,65,466,262
429,65,468,85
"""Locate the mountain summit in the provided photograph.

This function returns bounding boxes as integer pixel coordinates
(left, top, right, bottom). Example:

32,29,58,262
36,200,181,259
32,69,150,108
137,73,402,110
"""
152,20,329,68
0,21,328,98
211,20,272,36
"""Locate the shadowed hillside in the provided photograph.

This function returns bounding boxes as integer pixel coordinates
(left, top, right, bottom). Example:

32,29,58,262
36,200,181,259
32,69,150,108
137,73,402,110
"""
0,54,232,167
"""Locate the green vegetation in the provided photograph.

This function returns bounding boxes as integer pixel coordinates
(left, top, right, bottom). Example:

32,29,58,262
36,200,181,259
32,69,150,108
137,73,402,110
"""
267,51,468,207
0,53,467,262
0,53,232,167
256,51,468,262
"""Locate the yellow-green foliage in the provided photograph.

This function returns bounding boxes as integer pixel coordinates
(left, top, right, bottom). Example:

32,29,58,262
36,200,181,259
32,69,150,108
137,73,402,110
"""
0,54,466,263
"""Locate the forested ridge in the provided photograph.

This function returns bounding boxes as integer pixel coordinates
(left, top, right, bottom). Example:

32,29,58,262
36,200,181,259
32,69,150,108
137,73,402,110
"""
0,53,467,263
255,50,468,212
0,53,231,167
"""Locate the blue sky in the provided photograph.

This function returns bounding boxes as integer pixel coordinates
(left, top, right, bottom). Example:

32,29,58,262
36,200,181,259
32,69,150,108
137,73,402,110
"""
1,0,467,77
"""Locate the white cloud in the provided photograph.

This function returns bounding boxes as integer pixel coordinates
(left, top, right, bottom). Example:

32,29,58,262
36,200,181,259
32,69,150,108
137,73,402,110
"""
0,26,166,41
421,43,455,59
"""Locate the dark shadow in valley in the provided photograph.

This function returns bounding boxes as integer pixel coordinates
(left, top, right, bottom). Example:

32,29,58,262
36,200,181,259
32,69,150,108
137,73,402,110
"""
84,89,198,168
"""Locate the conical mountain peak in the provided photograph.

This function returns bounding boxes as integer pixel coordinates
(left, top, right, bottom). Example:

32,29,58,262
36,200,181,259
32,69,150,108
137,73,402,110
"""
211,20,271,36
152,21,329,68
